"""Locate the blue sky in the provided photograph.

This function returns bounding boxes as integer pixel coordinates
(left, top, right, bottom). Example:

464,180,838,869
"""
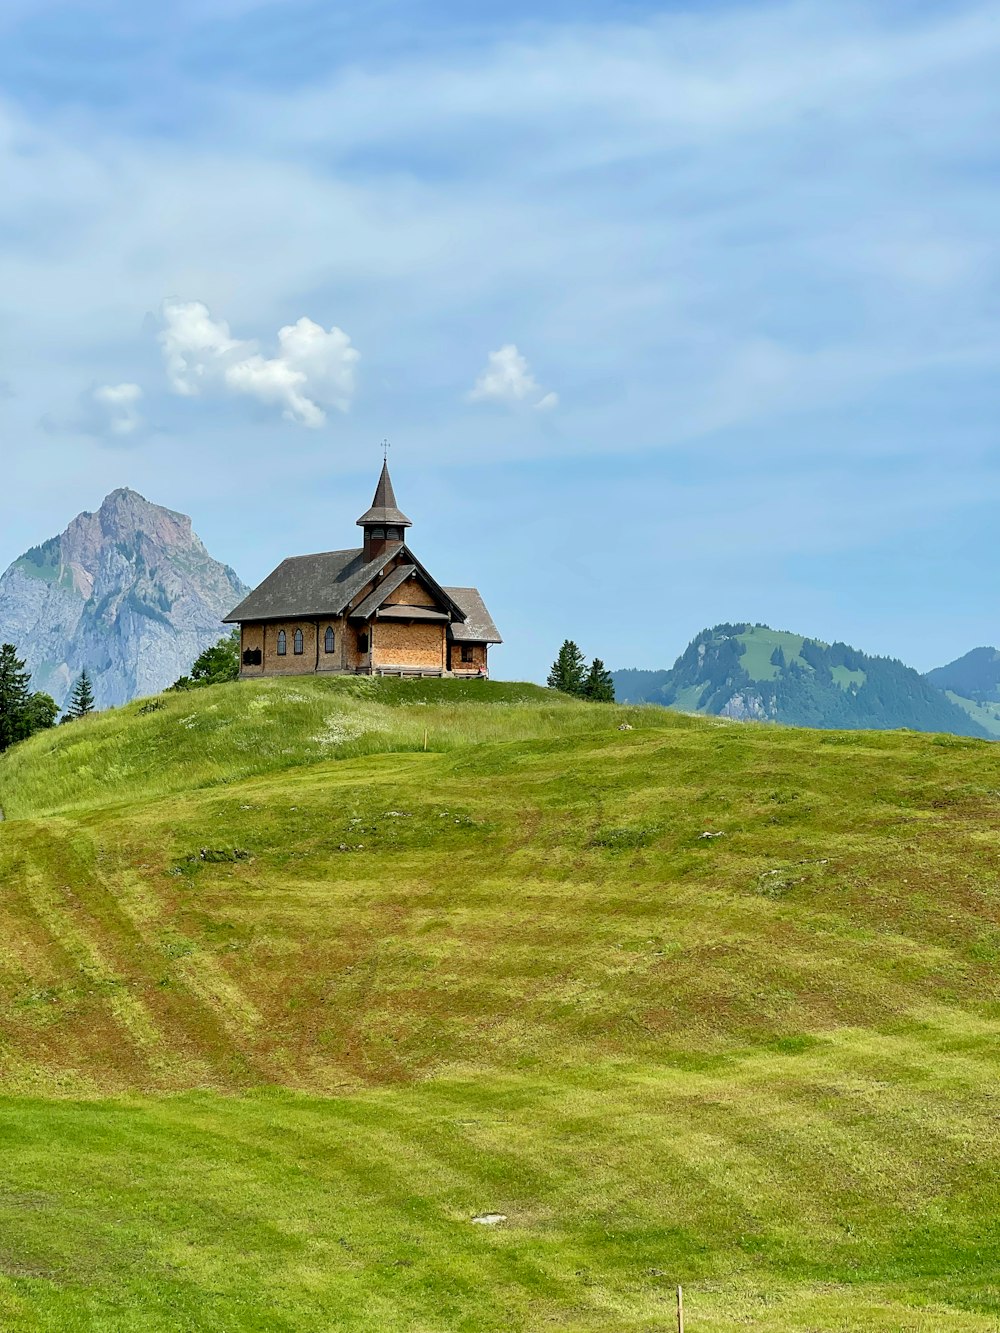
1,0,998,680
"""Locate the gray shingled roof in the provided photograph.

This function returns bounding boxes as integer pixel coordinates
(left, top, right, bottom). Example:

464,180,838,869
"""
223,547,385,623
356,460,412,529
445,587,503,644
224,545,482,630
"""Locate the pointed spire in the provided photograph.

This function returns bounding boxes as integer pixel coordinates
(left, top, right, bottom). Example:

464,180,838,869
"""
372,460,399,512
356,460,412,530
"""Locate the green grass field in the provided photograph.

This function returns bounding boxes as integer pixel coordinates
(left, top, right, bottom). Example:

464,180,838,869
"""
1,676,1000,1329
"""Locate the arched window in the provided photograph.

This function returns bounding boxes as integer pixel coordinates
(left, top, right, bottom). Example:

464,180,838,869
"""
293,628,304,655
358,631,369,655
386,526,400,542
277,630,287,656
324,626,335,654
370,526,385,540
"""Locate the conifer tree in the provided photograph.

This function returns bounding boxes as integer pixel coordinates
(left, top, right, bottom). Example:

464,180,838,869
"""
66,669,96,721
0,643,32,752
582,658,615,703
547,640,587,696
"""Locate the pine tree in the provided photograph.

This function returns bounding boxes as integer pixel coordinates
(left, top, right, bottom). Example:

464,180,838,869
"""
66,669,96,720
547,640,587,696
582,658,615,703
0,643,32,752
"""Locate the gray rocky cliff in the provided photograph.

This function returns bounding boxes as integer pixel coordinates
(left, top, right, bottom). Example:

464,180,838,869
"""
0,489,248,707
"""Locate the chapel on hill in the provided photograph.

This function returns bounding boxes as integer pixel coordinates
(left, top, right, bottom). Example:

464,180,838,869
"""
224,462,501,678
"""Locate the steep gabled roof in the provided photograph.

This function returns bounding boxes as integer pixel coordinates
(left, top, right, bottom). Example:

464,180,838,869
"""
356,461,412,529
445,587,503,644
224,544,471,626
223,546,381,623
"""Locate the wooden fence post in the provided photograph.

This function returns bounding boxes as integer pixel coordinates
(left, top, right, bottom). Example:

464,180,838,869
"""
677,1284,684,1333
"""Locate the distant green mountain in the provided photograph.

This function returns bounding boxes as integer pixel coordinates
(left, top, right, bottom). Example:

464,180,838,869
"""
614,623,991,738
925,647,1000,738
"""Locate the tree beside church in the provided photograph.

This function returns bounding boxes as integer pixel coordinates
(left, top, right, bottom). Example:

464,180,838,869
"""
547,640,616,702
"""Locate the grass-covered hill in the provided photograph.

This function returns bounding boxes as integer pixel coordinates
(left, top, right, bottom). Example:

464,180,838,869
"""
2,676,1000,1330
615,622,990,737
926,646,1000,738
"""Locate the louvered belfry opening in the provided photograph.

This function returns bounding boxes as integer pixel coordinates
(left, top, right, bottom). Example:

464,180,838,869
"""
356,461,413,563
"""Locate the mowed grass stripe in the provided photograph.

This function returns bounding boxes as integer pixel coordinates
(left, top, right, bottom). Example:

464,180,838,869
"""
0,678,999,1325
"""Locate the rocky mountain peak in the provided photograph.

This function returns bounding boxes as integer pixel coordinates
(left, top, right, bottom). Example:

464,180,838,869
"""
0,492,248,708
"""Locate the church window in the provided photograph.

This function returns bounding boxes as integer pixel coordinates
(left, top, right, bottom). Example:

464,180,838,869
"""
324,626,336,654
277,630,287,656
371,527,385,540
461,644,474,664
293,628,304,655
358,631,369,654
386,526,400,541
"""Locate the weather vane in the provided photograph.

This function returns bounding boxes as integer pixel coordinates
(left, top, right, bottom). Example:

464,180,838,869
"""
381,438,391,462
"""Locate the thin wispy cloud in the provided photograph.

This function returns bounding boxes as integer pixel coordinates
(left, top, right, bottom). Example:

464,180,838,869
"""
93,382,143,437
467,345,558,411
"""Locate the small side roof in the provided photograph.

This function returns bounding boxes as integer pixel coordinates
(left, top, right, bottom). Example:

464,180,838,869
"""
445,587,502,644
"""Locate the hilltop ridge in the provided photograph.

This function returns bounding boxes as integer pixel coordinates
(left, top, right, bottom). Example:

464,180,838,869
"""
1,676,999,1329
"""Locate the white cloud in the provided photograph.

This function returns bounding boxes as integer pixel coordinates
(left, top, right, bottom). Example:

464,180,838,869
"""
467,344,558,410
92,382,143,437
160,300,242,397
159,300,359,427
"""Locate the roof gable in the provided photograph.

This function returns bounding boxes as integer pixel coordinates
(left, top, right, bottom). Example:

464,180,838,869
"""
224,543,470,625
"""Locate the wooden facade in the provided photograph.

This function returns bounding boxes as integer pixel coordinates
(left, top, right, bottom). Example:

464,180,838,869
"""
225,465,501,679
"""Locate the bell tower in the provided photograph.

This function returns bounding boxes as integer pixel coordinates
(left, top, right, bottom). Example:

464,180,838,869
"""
356,455,412,563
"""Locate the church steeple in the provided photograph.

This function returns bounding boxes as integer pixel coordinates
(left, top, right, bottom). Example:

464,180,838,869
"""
357,460,412,562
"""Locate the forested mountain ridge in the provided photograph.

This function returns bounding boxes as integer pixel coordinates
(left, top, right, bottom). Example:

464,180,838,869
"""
615,623,992,738
0,489,247,708
925,647,1000,737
